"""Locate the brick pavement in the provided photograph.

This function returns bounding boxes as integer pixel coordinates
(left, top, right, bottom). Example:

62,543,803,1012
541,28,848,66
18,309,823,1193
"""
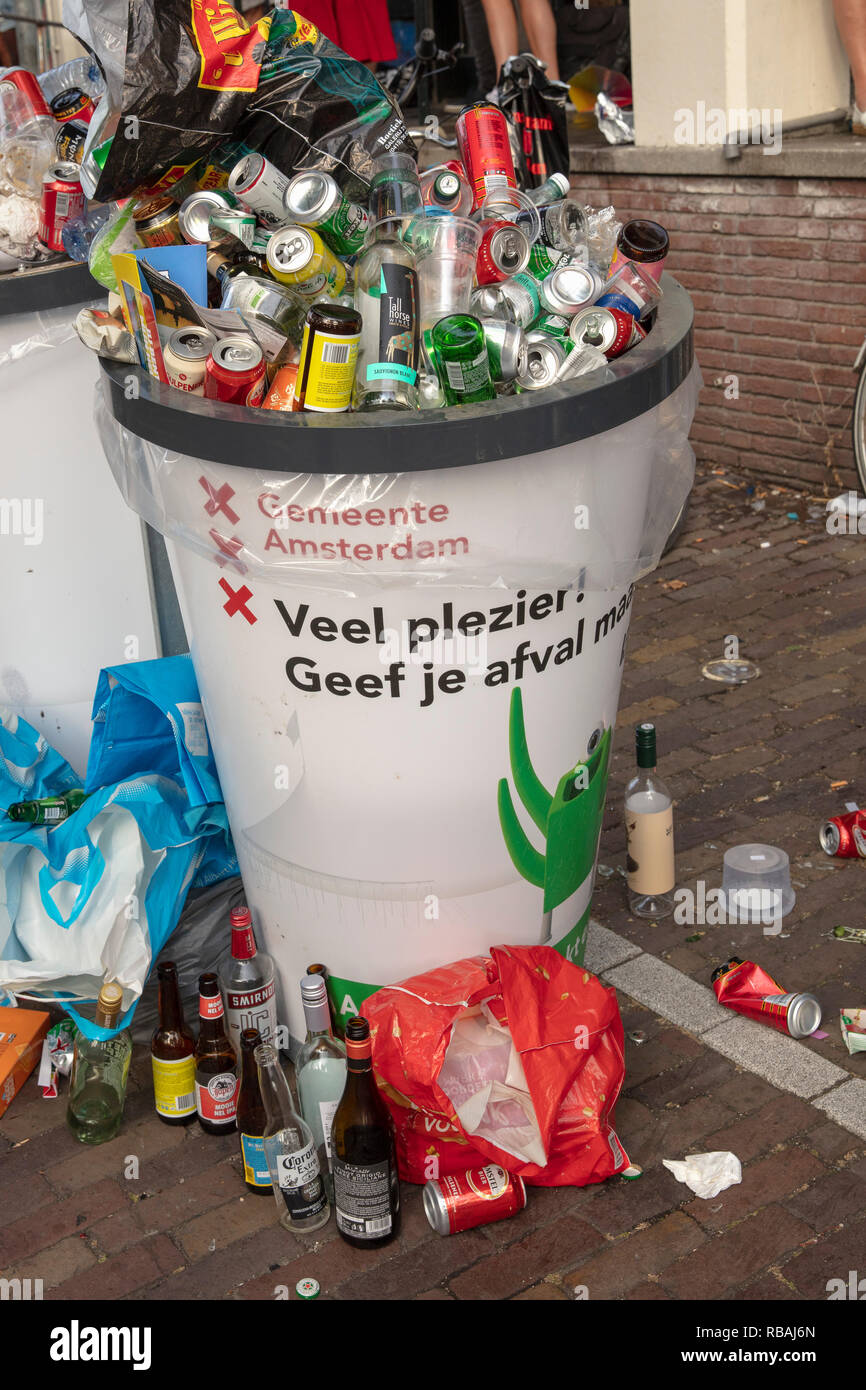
2,462,864,1301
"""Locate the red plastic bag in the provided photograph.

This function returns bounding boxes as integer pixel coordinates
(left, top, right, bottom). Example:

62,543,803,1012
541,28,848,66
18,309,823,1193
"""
361,944,629,1187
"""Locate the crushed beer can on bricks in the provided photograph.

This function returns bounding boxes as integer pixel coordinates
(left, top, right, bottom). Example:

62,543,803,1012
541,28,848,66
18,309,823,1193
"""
711,958,822,1038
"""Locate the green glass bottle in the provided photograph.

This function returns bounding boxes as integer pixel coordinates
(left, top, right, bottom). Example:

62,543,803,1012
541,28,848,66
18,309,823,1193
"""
7,789,88,825
67,982,132,1145
430,314,496,406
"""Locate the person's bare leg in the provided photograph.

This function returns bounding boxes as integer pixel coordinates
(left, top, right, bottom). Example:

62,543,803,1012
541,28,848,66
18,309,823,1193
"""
479,0,520,77
517,0,560,80
833,0,866,111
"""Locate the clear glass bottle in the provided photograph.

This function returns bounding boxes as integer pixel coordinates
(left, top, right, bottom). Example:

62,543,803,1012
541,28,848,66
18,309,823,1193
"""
625,722,676,918
353,153,422,412
255,1043,330,1234
296,975,347,1201
218,904,278,1057
67,982,132,1145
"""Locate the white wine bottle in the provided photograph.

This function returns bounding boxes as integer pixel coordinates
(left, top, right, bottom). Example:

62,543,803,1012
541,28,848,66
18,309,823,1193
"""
625,722,676,918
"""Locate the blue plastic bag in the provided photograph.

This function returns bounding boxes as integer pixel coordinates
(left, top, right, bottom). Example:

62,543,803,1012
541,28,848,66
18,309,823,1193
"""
0,657,238,1038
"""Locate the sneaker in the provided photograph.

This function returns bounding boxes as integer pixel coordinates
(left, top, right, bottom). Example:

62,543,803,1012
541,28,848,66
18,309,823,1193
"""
852,102,866,136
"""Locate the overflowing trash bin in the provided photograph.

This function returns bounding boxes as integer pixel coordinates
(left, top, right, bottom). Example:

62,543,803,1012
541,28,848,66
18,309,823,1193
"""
98,276,697,1042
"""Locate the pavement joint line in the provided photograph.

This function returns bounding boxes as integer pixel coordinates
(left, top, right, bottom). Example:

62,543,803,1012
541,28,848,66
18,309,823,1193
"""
585,920,866,1139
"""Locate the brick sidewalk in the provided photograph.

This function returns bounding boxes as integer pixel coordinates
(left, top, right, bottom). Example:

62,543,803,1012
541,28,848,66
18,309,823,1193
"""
2,461,864,1301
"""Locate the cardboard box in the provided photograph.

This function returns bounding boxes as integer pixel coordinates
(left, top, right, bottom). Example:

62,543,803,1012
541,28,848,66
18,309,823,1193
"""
0,1006,51,1118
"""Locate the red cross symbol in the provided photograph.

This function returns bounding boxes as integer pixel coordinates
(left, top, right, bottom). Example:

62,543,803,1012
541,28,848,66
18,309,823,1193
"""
199,475,240,524
219,578,257,624
209,529,247,574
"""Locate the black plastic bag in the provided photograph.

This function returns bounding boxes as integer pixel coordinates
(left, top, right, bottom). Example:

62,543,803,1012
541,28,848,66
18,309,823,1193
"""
496,52,570,189
74,3,414,203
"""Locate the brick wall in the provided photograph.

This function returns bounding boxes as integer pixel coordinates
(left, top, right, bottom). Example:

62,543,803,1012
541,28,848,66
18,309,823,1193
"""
572,172,863,495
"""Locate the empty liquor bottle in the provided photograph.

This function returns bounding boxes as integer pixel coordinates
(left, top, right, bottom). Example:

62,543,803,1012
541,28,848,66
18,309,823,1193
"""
354,154,421,412
67,982,132,1145
151,961,196,1126
195,972,239,1134
625,722,676,918
219,904,278,1057
296,975,346,1200
255,1043,330,1233
7,789,88,824
237,1028,272,1196
332,1016,400,1249
431,314,496,406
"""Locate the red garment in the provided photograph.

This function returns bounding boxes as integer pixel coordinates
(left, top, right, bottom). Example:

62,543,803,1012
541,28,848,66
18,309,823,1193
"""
296,1,397,63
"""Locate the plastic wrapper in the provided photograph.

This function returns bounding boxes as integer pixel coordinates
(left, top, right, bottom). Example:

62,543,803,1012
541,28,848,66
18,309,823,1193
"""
362,944,630,1186
0,190,39,260
595,91,634,146
0,301,102,372
584,205,621,280
63,2,414,204
95,361,700,596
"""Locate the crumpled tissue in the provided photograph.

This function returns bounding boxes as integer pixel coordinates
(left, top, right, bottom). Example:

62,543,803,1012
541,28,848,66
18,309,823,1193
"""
662,1151,742,1199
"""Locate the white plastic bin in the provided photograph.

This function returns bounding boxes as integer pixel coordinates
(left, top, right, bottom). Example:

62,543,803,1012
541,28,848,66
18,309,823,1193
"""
98,274,698,1041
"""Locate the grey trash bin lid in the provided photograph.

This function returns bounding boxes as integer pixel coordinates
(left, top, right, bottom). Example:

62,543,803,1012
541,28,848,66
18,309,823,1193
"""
0,259,98,317
101,272,694,476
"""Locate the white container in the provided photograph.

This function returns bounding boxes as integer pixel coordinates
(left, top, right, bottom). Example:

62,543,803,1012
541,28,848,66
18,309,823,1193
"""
0,262,159,773
97,276,698,1041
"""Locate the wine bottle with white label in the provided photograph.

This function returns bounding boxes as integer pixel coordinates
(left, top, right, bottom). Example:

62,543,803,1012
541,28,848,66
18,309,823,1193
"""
332,1016,400,1249
625,722,676,918
296,974,346,1203
256,1043,330,1234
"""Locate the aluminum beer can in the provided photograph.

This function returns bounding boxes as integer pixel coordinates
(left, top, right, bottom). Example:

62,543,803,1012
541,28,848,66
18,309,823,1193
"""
476,221,530,285
54,120,88,165
0,67,51,121
819,810,866,858
498,273,541,329
133,196,182,248
38,162,85,252
455,102,517,212
228,152,291,230
266,225,347,299
178,189,237,244
49,86,95,125
527,241,564,279
515,335,567,390
479,316,525,382
204,336,266,406
284,170,369,256
540,263,602,316
164,327,217,395
570,305,646,359
423,1166,527,1236
711,958,822,1038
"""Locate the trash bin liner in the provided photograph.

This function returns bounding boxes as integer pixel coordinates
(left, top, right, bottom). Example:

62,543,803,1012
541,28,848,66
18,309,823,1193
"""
96,273,698,1042
0,261,160,774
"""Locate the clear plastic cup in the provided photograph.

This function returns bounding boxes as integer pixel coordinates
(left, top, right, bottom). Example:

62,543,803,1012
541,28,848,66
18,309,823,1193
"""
599,260,663,320
410,215,483,331
722,844,796,924
473,185,541,246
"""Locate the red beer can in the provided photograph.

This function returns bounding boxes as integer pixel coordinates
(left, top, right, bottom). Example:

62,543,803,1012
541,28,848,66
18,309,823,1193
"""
569,305,646,360
476,220,530,284
0,67,51,121
38,162,85,252
423,1165,527,1236
455,102,517,212
711,958,821,1038
204,336,266,406
819,809,866,858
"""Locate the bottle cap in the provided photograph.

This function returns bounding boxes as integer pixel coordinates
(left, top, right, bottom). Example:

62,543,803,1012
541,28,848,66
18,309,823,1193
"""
230,904,252,927
300,975,328,1007
296,1277,320,1299
635,721,657,768
230,905,256,960
97,981,123,1013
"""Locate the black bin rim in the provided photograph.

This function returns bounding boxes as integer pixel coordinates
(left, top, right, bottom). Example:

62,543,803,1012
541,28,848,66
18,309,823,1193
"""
0,259,99,317
101,272,694,476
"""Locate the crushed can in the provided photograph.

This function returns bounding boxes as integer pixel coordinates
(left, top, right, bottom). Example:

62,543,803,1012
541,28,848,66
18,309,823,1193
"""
711,958,822,1038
